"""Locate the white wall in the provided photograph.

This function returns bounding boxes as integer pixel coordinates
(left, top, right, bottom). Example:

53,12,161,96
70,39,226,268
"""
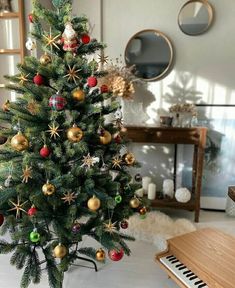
73,0,235,198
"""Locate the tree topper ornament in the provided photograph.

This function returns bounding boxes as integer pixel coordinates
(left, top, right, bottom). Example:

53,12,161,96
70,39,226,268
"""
61,22,79,53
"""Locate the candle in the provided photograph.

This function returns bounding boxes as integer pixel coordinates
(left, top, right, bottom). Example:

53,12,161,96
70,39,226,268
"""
135,188,144,198
148,183,156,200
142,176,152,194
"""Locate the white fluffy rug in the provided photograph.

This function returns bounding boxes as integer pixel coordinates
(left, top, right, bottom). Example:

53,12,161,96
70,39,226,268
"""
125,211,196,251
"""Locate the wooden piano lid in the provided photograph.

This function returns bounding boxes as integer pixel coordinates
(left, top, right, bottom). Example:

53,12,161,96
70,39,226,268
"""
168,228,235,288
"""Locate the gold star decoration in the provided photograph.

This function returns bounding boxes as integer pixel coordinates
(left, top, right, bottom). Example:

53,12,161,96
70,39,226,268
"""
103,220,117,234
63,65,81,84
81,153,99,169
112,156,122,169
98,53,109,66
43,27,61,50
113,118,124,130
21,165,32,183
16,73,30,85
46,123,62,139
8,197,28,219
27,100,40,115
61,191,77,205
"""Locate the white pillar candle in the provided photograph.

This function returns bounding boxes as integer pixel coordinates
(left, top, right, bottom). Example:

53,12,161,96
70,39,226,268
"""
135,188,144,198
148,183,156,200
142,176,152,194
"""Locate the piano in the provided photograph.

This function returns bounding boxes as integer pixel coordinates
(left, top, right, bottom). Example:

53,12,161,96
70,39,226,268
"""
155,228,235,288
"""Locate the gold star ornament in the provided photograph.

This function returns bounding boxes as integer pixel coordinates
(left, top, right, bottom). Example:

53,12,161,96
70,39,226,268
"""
43,27,61,50
81,153,99,169
46,123,62,139
61,192,77,205
8,197,28,219
27,100,40,115
22,165,32,183
112,156,122,169
103,220,117,234
63,65,81,84
17,73,30,85
98,53,109,66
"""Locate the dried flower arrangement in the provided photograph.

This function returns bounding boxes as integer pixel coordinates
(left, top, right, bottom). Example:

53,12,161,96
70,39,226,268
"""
169,103,197,116
99,57,140,100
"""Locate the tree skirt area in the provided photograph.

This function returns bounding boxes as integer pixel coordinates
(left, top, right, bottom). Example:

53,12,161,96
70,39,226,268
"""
124,211,196,251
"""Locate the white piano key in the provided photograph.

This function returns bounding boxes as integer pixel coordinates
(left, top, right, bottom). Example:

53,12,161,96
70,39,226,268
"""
160,256,209,288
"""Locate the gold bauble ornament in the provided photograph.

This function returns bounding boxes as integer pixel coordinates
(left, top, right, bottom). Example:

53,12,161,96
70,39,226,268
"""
129,197,140,209
11,132,29,152
67,125,83,143
2,100,10,112
87,195,101,211
96,248,106,261
53,244,67,258
42,181,55,196
72,89,85,101
100,130,112,145
123,152,135,165
40,53,52,65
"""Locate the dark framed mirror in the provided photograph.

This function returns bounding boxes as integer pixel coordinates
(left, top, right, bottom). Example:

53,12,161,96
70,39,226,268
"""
178,0,213,36
125,29,174,81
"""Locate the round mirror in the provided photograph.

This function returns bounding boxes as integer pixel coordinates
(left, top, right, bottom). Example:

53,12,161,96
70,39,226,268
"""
178,0,213,36
125,29,174,81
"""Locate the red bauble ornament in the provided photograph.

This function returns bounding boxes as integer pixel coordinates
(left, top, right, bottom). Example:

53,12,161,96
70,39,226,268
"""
40,145,51,158
27,206,37,216
87,76,97,87
108,248,124,261
120,220,128,229
81,34,91,44
28,13,34,23
100,84,109,93
114,134,122,144
0,214,4,226
33,74,44,86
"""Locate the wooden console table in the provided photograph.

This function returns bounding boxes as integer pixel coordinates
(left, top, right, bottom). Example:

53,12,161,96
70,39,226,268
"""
126,126,207,222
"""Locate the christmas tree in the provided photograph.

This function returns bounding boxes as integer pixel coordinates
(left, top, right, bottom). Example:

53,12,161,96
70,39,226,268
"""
0,1,146,287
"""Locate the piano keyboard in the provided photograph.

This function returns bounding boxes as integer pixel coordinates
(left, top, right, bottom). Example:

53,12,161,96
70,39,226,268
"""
160,255,208,288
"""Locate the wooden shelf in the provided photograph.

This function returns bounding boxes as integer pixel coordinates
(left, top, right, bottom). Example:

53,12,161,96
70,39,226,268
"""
126,126,207,222
0,49,21,54
151,198,195,211
0,12,19,18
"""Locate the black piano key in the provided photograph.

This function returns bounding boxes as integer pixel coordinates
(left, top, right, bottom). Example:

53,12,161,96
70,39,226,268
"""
195,280,203,285
186,272,194,277
166,255,174,259
178,266,186,270
198,284,207,288
169,257,176,261
175,263,184,268
183,270,191,275
189,275,197,281
171,259,179,264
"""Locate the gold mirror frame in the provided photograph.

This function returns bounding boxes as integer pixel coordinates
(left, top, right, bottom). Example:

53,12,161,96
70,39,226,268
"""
124,29,174,82
178,0,214,36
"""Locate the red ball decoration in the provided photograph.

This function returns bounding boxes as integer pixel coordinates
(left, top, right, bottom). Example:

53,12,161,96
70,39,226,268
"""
27,206,37,216
33,74,44,86
49,94,66,111
120,220,128,229
87,76,97,87
0,214,4,226
114,134,122,144
81,34,91,44
28,13,34,23
40,145,51,158
108,248,124,261
100,84,109,93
